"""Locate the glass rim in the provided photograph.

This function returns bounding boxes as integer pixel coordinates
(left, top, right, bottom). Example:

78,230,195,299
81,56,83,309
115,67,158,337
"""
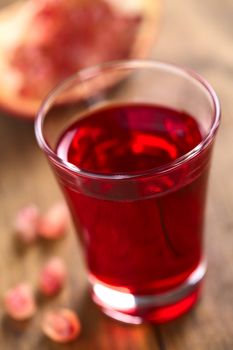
35,59,221,180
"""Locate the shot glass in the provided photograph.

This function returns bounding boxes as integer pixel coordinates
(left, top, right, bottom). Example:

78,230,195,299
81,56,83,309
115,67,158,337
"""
35,60,220,324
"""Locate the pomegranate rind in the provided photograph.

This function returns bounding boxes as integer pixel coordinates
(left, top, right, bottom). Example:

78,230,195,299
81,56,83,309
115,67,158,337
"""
0,0,160,118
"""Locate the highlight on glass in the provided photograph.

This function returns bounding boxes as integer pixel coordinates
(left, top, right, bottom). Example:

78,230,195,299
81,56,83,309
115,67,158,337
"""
35,60,220,324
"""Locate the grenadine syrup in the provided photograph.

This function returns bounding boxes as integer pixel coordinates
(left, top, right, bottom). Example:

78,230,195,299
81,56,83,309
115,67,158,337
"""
56,104,208,297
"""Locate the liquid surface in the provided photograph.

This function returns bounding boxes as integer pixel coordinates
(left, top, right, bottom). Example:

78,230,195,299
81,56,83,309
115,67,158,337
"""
57,104,202,174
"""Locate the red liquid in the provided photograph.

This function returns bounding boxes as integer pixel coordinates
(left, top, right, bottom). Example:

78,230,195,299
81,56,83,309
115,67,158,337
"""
56,104,208,297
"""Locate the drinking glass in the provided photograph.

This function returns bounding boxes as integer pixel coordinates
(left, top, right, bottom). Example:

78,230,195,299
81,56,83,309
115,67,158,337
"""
35,60,220,324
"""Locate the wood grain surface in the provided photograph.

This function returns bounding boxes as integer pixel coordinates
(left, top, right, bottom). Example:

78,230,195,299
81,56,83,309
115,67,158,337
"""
0,0,233,349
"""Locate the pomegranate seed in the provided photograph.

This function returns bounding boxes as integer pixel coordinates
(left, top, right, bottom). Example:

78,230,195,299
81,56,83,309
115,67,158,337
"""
14,205,40,243
4,283,37,320
39,257,67,296
42,308,81,343
38,202,69,239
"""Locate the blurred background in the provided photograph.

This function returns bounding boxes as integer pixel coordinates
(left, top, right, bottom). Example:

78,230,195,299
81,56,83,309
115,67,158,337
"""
0,0,232,349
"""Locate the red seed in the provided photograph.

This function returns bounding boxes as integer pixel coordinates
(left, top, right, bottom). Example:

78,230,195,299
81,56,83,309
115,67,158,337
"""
39,257,67,296
42,308,81,343
38,202,69,239
14,205,40,243
4,283,37,320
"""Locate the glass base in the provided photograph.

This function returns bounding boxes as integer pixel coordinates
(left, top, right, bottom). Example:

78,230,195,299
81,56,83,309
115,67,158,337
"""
90,260,206,324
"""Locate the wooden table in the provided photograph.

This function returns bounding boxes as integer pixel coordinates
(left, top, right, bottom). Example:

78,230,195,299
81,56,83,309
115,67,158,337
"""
0,0,233,349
